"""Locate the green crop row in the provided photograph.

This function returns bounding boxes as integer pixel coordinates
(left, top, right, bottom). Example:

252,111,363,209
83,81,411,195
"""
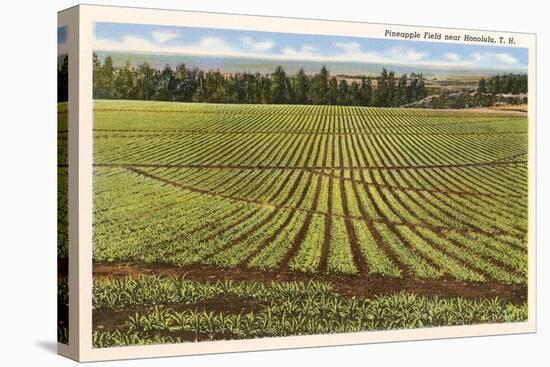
92,277,527,347
92,165,527,282
91,101,528,283
93,276,337,309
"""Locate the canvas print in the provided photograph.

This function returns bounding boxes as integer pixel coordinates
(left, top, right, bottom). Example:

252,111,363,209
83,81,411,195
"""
57,24,69,345
90,21,529,348
57,27,69,344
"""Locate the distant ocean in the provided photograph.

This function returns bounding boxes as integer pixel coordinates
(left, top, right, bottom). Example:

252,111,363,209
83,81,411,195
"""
95,51,526,78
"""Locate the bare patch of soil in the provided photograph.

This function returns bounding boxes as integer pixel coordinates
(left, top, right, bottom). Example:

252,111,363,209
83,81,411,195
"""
488,104,528,113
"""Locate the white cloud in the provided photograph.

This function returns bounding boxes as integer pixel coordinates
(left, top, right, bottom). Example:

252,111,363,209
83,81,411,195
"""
198,37,234,53
152,30,178,43
458,52,520,67
388,47,426,62
444,52,460,62
332,42,387,63
334,42,362,54
95,35,159,53
282,44,318,58
94,35,239,57
471,53,482,62
495,53,519,64
331,43,426,64
241,36,274,51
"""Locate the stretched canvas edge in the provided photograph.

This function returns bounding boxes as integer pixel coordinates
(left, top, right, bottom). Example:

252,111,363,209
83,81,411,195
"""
61,4,536,362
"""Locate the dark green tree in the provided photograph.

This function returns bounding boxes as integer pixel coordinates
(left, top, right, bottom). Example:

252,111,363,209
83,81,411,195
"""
224,75,242,103
93,54,115,99
359,77,372,106
291,69,310,104
58,55,69,102
155,65,176,101
387,70,396,106
174,64,199,102
92,53,102,99
260,75,272,104
503,74,514,94
349,81,360,106
270,66,291,104
328,78,339,105
310,66,329,105
396,74,408,106
417,77,427,99
490,75,502,94
372,69,389,107
113,62,139,99
478,78,487,93
137,62,157,100
337,79,350,105
192,70,206,102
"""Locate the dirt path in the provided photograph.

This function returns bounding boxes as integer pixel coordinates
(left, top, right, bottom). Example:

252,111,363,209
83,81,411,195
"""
93,262,527,304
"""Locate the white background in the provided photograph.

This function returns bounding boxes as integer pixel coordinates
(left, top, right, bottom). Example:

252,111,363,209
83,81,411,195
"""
0,0,547,365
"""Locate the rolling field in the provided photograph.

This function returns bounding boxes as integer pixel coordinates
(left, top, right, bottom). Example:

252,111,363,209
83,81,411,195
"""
58,100,530,345
91,100,528,282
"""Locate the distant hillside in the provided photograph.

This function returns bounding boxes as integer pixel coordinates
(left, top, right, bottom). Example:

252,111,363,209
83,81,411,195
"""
94,51,527,78
404,92,527,109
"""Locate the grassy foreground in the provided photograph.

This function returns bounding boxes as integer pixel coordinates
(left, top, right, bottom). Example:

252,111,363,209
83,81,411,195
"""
92,276,527,348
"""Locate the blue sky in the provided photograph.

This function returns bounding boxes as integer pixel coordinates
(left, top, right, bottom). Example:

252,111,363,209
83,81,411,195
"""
58,26,67,56
94,22,527,70
58,26,67,45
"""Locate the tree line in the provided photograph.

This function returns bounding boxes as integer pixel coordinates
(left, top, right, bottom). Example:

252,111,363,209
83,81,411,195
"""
477,74,527,95
92,53,428,107
58,55,68,102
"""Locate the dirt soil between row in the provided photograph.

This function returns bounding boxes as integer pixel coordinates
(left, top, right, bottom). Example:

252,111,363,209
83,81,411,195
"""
93,262,527,305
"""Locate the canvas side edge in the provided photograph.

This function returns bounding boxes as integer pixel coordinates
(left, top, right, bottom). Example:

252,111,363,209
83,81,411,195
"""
57,5,80,362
